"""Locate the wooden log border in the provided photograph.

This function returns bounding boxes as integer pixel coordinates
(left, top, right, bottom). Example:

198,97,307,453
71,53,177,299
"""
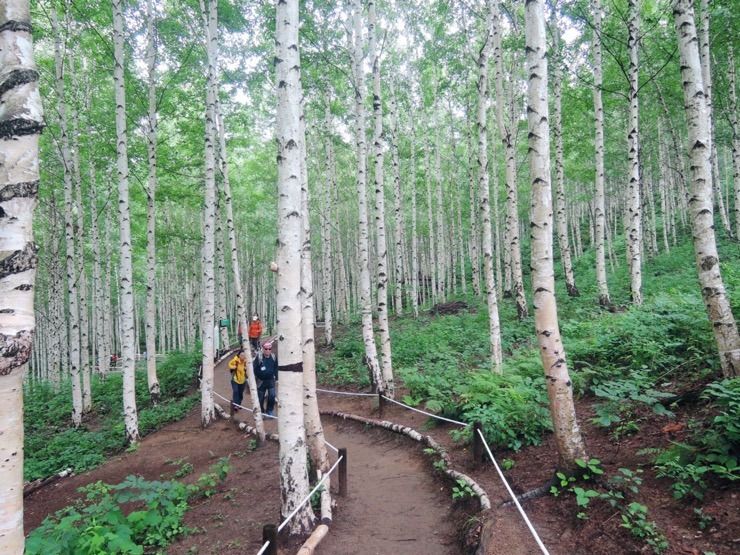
322,410,491,510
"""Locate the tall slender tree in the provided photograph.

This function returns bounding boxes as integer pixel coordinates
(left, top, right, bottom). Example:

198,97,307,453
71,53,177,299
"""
350,0,382,392
626,0,643,305
592,0,611,307
113,0,139,442
672,0,740,378
275,0,316,533
144,0,160,402
368,0,394,396
478,0,503,371
525,0,587,469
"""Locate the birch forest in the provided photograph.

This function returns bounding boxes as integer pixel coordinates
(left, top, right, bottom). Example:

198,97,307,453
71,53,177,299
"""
1,0,739,553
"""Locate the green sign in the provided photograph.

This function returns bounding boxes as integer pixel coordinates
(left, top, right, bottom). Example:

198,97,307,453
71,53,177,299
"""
219,319,230,327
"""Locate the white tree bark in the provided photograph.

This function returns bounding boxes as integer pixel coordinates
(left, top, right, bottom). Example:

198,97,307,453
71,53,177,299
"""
320,102,334,344
698,0,731,237
550,11,578,297
368,0,393,396
215,102,265,441
525,0,587,469
626,0,643,305
478,0,503,371
144,0,159,402
727,44,740,240
199,0,218,427
389,85,405,315
299,101,330,480
592,0,610,307
0,3,42,551
275,0,316,533
493,7,526,318
52,10,83,427
113,0,139,442
673,0,740,378
410,116,420,318
351,0,382,391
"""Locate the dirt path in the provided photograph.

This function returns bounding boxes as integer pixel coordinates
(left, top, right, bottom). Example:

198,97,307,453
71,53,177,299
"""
215,352,459,554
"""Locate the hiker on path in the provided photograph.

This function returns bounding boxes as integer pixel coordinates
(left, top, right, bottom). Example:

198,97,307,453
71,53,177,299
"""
228,349,248,413
248,314,263,352
254,342,278,416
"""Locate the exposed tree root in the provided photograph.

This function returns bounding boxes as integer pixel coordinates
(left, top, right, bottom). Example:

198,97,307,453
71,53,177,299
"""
500,477,555,508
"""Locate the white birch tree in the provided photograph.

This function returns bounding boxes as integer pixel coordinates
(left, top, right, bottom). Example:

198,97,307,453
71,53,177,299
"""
672,0,740,378
0,3,42,551
275,0,316,533
525,0,587,469
112,0,139,442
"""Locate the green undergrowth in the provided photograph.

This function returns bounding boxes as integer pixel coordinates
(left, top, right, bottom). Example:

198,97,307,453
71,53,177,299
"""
317,234,740,456
26,458,230,554
24,350,201,481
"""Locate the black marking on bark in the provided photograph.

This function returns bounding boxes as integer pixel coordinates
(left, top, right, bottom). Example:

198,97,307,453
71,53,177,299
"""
0,118,44,139
0,206,5,218
0,21,32,34
285,138,298,149
0,309,14,313
0,329,33,375
0,243,37,280
700,255,718,271
0,180,38,201
0,69,39,98
279,362,303,372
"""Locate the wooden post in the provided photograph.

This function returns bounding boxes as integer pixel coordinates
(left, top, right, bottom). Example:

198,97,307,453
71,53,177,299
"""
378,391,384,418
338,448,348,496
262,523,278,555
473,421,483,464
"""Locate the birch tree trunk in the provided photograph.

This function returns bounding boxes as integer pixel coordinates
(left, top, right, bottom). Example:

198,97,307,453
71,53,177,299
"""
389,85,405,315
113,0,139,442
526,0,587,469
299,101,330,479
493,9,526,318
216,103,265,441
698,0,731,237
369,0,393,396
199,0,217,427
410,117,420,318
626,0,643,305
727,44,740,240
351,0,382,391
592,0,610,306
144,0,159,402
478,0,503,372
275,0,316,532
53,10,83,427
0,3,42,550
673,0,740,378
550,11,578,297
321,103,334,344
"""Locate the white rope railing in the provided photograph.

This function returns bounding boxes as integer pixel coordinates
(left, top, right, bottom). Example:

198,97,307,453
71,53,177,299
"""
256,540,271,555
212,389,278,420
315,387,377,397
276,455,343,533
380,395,469,427
476,428,550,555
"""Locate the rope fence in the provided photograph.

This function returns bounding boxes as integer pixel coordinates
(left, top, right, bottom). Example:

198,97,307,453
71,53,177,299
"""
315,386,550,554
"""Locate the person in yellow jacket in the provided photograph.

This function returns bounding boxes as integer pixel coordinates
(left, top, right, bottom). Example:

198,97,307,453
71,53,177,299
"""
228,350,248,412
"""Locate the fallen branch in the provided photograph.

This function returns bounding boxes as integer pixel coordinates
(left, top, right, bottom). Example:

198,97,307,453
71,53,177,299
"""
296,523,329,555
24,468,73,498
323,410,491,510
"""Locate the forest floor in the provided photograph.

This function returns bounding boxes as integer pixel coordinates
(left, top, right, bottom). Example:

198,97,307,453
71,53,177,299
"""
25,347,739,555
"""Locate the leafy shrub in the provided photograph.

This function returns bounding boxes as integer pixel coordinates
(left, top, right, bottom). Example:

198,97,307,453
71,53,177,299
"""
26,460,230,555
24,349,201,481
654,378,740,500
590,369,674,428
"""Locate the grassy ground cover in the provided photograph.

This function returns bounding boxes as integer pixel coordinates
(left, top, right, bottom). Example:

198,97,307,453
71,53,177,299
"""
24,350,201,481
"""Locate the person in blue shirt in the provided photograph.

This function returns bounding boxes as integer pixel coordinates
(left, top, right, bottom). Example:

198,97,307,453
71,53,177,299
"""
253,342,278,416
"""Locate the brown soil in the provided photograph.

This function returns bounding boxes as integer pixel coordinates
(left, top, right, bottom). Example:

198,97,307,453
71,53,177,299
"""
25,348,739,555
429,301,470,315
25,355,463,554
